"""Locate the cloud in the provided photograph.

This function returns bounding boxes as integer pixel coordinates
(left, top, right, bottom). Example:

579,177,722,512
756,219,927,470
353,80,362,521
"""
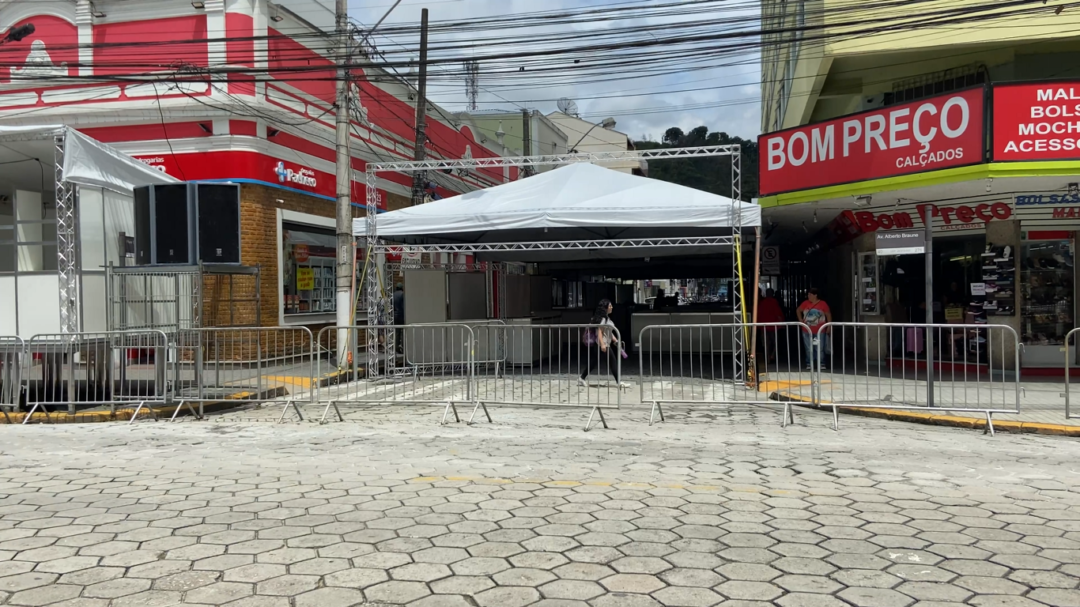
350,0,762,141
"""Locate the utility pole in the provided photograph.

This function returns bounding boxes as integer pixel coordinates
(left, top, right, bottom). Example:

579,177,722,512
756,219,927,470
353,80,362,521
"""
334,0,352,334
521,108,533,177
411,8,430,205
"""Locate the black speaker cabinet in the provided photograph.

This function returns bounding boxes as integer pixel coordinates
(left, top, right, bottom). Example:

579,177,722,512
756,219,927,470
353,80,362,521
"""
132,183,241,265
195,183,240,264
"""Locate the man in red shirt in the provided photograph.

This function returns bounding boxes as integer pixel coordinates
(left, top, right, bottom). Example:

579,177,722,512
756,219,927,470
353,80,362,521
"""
796,288,832,370
757,289,785,362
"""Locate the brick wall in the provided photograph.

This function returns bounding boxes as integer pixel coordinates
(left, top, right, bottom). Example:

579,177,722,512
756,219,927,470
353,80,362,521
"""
207,183,411,329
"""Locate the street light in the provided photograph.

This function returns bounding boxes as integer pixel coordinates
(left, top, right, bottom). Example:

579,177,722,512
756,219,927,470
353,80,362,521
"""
0,23,34,45
569,117,616,153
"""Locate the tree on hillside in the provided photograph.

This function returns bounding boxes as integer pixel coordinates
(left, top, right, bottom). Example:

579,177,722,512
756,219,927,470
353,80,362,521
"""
636,127,759,201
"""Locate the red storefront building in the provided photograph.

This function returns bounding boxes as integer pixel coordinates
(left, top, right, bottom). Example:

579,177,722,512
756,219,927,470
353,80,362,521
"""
0,0,513,333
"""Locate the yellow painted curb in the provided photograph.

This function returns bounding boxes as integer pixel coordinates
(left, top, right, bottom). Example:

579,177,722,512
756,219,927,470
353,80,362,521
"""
775,392,1080,437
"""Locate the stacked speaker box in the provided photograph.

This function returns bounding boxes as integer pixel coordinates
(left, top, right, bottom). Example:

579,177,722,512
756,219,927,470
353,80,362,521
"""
133,183,241,265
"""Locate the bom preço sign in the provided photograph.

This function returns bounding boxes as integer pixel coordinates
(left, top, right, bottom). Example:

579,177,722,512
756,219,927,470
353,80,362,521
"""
994,82,1080,161
759,88,985,196
845,202,1013,233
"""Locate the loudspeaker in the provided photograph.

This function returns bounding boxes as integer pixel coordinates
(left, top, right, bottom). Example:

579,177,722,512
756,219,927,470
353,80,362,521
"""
195,183,240,264
153,184,192,264
132,183,240,265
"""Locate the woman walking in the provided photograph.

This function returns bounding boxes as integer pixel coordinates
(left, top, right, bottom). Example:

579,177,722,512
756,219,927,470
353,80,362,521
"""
579,299,629,388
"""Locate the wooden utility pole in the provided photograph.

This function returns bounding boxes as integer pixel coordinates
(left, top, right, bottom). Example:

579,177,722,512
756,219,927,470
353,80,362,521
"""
411,9,430,205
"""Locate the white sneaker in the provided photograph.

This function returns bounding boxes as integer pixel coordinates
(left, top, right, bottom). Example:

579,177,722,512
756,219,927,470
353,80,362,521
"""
619,382,632,389
578,377,587,387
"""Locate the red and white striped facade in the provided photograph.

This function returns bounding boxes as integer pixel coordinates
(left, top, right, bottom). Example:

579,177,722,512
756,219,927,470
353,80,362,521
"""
0,0,515,207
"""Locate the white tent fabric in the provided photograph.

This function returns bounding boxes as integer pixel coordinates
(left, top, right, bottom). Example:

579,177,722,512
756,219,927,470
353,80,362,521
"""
353,162,760,239
0,125,178,194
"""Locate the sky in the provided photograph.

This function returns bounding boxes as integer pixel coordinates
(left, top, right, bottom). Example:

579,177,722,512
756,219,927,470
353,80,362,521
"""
349,0,762,142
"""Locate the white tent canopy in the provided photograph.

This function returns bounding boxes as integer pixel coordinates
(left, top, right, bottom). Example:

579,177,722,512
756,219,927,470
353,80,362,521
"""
0,125,178,195
353,163,759,261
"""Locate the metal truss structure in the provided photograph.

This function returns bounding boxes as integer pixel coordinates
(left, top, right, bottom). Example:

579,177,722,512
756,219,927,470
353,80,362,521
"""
55,135,80,335
363,145,746,379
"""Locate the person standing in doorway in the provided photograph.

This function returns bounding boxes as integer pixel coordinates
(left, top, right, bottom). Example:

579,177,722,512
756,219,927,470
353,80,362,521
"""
757,288,785,363
796,288,832,370
580,299,629,388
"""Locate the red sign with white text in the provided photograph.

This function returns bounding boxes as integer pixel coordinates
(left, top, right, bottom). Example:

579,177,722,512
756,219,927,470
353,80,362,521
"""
133,150,389,210
759,88,985,196
846,202,1013,234
993,82,1080,161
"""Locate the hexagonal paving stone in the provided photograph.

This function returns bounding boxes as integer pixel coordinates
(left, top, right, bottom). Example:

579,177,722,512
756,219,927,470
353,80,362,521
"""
659,568,723,587
0,572,58,593
414,547,471,564
539,579,606,601
652,585,724,606
256,574,321,596
600,573,667,594
430,575,496,596
475,586,542,607
6,584,82,607
715,581,783,601
153,570,221,592
451,557,510,576
366,580,431,604
293,587,366,607
510,552,570,570
224,563,286,583
32,556,99,574
773,573,844,596
83,578,153,599
391,562,452,582
184,581,254,604
837,587,915,607
591,595,663,607
492,567,557,587
553,562,616,581
111,590,184,607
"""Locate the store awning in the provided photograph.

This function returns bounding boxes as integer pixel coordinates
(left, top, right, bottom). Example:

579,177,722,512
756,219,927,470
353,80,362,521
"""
352,162,759,261
0,125,178,195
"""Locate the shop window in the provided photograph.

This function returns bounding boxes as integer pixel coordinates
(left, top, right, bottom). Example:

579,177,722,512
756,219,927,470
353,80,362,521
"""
282,222,337,315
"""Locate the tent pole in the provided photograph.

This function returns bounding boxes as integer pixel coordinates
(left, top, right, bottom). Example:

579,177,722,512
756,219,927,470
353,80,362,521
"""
749,227,761,386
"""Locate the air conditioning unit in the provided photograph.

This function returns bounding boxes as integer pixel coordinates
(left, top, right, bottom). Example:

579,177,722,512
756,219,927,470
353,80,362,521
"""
859,93,886,111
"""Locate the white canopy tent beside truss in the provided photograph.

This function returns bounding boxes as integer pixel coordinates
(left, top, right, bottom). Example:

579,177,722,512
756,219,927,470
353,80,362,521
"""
0,125,179,336
352,146,757,381
355,162,761,262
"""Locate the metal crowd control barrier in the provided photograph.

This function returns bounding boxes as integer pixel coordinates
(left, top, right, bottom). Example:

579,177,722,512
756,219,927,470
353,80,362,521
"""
174,327,315,422
638,323,813,426
310,324,475,424
816,322,1022,435
22,330,170,423
1,337,26,423
1065,328,1080,420
407,320,507,376
473,324,624,431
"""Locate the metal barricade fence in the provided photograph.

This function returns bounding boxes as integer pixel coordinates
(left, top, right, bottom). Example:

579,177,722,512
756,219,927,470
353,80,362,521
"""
406,320,507,376
815,322,1021,434
23,330,170,423
638,323,814,426
1065,328,1080,420
173,327,315,422
311,324,475,424
1,336,26,423
472,324,623,431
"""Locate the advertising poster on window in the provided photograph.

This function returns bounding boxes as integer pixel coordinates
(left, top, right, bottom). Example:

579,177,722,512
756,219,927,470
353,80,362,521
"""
296,267,315,291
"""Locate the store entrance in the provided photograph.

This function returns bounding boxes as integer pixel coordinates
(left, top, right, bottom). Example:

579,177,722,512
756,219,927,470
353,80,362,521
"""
878,234,990,366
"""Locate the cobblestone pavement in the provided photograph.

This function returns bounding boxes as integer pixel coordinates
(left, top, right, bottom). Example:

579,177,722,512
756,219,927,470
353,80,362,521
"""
2,405,1080,607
